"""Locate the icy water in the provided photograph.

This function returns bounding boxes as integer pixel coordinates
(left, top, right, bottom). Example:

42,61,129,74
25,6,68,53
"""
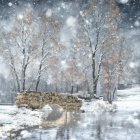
18,88,140,140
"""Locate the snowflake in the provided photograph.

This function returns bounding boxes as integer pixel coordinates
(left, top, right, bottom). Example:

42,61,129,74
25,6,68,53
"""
17,14,23,20
8,2,13,7
117,0,129,4
134,21,140,27
61,60,66,65
61,3,66,9
66,16,76,27
46,9,52,17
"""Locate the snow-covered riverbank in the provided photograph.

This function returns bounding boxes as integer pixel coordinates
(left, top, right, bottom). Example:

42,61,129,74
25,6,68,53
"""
117,87,140,111
0,87,140,139
0,100,117,139
0,106,44,139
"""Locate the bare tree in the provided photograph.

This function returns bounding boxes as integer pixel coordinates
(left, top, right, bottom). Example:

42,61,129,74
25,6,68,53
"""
35,12,63,91
1,11,39,91
79,0,120,98
102,37,130,103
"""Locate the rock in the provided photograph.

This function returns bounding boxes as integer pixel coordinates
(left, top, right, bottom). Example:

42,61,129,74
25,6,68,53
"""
42,111,71,128
81,110,85,113
18,104,28,108
42,104,63,121
41,104,52,113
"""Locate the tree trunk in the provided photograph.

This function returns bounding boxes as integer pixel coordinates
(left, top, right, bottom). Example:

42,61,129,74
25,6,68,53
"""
35,63,42,92
15,72,20,92
76,85,79,93
35,75,41,92
9,52,20,92
71,85,74,94
92,53,97,96
22,70,26,91
93,83,97,96
22,64,28,91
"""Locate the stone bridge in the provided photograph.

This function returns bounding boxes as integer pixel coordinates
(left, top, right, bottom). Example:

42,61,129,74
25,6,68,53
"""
16,91,82,111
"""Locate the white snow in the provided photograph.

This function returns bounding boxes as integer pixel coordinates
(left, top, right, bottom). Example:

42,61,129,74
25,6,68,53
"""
129,62,138,68
61,60,66,65
117,0,129,4
77,63,82,67
81,87,140,114
80,11,83,16
42,104,52,113
0,115,13,124
61,3,66,9
134,20,140,27
46,9,52,17
17,14,23,20
20,130,32,138
81,100,117,113
0,105,18,115
127,116,139,126
61,60,68,70
8,2,13,7
13,108,42,127
0,106,45,139
66,16,76,27
1,87,140,139
117,87,140,111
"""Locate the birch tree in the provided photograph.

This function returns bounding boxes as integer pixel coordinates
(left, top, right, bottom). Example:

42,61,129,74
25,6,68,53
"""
102,37,130,103
79,0,120,98
2,11,38,91
35,12,62,91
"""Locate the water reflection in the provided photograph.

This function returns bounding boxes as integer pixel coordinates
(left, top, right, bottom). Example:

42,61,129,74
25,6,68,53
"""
25,111,140,140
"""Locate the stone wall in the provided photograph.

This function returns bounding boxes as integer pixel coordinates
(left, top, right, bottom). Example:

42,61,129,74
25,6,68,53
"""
16,91,82,111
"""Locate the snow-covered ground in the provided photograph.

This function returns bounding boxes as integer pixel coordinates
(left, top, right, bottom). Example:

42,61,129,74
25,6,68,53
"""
117,87,140,111
0,87,140,139
81,99,117,113
80,87,140,113
0,105,53,139
27,87,140,140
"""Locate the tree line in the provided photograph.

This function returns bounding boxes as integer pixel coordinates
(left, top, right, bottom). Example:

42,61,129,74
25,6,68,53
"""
0,0,131,103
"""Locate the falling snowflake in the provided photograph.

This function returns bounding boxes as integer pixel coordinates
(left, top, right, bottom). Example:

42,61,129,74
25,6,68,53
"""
17,14,23,20
77,63,82,67
61,60,66,65
134,21,140,27
61,3,66,9
66,16,76,27
129,62,138,68
46,9,52,17
117,0,129,4
8,2,13,7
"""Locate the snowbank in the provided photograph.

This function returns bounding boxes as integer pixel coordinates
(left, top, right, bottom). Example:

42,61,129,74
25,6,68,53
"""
81,99,117,113
0,105,51,139
20,130,32,139
42,104,53,112
0,105,18,115
0,115,13,124
80,87,140,113
117,87,140,111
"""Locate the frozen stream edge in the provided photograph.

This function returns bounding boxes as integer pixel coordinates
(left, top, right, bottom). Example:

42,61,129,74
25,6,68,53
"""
0,87,140,139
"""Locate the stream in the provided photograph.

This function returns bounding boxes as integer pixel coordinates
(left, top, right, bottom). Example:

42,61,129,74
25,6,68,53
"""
0,87,140,140
15,87,140,140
